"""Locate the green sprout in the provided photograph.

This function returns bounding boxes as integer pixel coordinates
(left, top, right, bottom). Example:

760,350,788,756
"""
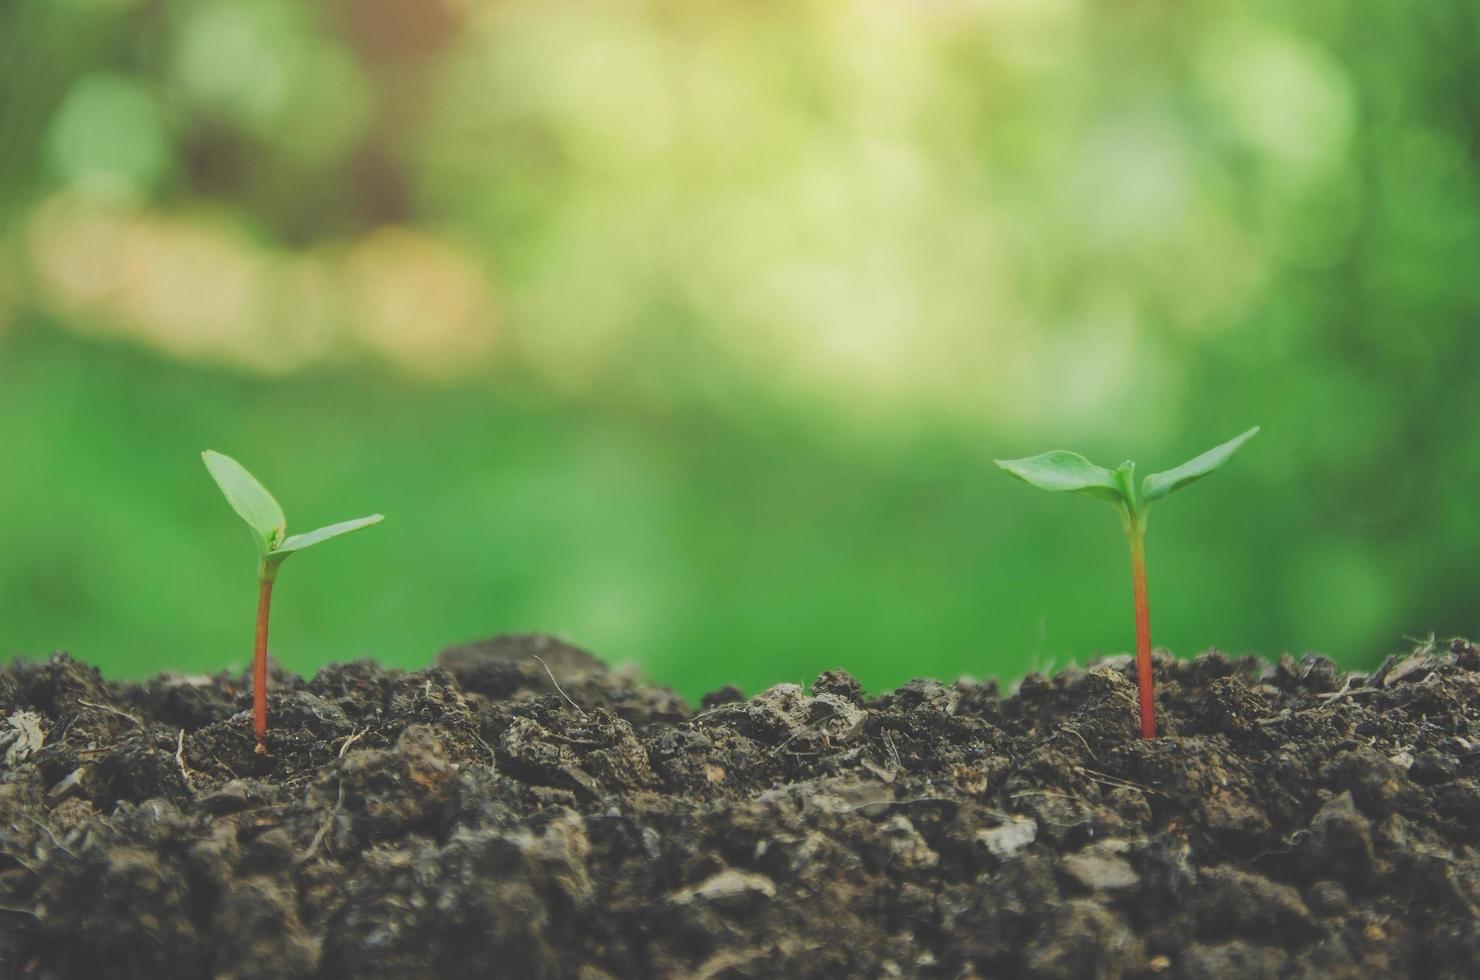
995,427,1259,738
202,450,383,753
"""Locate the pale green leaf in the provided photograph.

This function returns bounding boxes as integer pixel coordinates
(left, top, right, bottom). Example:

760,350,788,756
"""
202,450,285,552
994,451,1124,505
1141,426,1259,503
276,515,384,555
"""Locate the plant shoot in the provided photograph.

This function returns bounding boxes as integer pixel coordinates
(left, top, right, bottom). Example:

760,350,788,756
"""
202,450,383,753
995,427,1259,738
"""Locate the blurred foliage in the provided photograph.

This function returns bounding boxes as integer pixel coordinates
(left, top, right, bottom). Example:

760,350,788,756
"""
0,0,1476,699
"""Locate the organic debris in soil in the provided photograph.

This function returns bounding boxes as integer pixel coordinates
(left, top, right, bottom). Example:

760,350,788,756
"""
3,635,1480,978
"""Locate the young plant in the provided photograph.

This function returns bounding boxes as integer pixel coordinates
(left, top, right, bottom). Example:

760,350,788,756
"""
202,450,383,753
995,427,1259,739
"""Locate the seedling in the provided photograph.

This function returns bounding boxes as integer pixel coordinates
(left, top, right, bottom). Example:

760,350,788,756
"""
202,450,383,753
995,427,1259,738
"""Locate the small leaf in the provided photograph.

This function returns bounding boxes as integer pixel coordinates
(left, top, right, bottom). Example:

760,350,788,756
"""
202,450,286,552
1141,426,1259,503
994,451,1124,505
276,514,384,555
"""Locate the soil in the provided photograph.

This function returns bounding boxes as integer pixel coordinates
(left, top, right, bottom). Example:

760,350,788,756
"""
3,635,1480,979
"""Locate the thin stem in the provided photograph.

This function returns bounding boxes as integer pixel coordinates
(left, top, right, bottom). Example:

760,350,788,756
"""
253,575,275,752
1127,526,1156,738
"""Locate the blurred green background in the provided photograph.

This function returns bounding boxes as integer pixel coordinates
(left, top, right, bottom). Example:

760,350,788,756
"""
1,0,1476,701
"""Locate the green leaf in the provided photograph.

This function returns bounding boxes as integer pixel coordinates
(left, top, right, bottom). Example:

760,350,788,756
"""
276,515,384,555
993,451,1125,505
202,450,285,553
1141,426,1259,503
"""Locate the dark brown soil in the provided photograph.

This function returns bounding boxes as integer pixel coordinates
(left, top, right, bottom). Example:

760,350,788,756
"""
3,636,1480,978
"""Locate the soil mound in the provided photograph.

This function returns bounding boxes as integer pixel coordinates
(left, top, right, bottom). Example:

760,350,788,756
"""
3,636,1479,978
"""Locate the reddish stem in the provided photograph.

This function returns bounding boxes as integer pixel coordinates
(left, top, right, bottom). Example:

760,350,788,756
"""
1128,529,1156,738
253,576,275,752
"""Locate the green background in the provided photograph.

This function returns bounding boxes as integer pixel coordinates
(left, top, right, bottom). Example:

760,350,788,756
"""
1,0,1475,700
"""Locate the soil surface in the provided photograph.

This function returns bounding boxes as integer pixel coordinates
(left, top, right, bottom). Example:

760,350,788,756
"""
3,635,1480,978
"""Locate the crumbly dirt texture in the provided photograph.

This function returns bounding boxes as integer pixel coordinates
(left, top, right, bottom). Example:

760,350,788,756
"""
3,636,1480,979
